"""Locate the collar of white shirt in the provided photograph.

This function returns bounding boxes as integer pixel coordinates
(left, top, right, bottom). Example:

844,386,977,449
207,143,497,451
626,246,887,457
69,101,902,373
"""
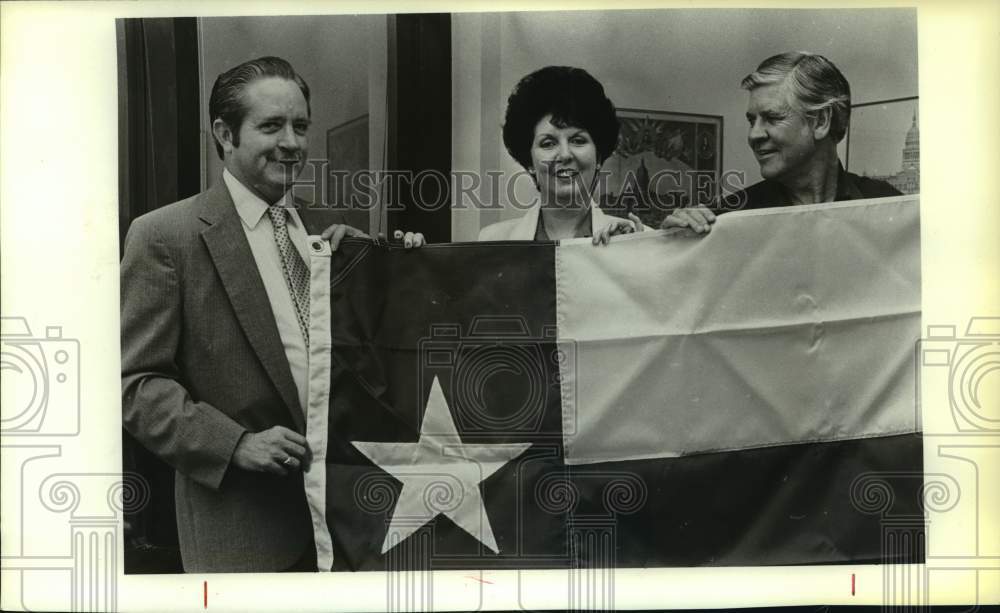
222,168,305,232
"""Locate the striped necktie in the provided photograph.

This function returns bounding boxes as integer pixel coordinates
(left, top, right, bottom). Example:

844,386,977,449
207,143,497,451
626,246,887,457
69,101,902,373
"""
267,205,310,346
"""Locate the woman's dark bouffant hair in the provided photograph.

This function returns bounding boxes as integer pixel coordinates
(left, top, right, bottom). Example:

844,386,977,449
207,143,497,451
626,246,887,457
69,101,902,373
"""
502,66,620,171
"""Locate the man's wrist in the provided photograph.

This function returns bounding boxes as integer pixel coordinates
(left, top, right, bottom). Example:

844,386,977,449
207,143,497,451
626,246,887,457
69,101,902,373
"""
230,431,252,468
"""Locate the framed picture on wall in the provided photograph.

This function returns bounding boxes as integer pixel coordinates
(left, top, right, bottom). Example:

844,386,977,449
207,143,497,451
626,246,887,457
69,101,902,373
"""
326,114,369,207
842,97,919,195
600,108,723,228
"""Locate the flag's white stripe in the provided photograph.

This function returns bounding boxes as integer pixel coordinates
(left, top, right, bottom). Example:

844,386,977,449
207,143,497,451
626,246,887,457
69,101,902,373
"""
306,236,335,570
556,196,921,464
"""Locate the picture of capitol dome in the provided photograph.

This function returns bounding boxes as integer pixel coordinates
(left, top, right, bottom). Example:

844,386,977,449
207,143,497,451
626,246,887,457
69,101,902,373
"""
845,98,920,195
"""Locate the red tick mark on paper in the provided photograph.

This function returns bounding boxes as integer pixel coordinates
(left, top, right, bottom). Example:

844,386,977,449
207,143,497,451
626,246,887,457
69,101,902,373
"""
204,580,208,608
466,575,494,585
851,573,855,596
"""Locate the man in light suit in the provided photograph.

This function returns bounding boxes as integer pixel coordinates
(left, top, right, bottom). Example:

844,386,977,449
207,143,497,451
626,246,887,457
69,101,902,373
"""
121,57,403,572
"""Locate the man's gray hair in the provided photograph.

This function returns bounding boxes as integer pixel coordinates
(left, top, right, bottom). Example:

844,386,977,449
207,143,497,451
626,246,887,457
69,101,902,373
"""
741,51,851,143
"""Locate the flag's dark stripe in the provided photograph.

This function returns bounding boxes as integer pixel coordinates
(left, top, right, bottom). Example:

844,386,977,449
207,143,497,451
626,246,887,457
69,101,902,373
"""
560,432,924,568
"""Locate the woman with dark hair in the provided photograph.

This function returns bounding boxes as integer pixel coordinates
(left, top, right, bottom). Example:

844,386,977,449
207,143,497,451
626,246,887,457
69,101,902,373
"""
479,66,642,244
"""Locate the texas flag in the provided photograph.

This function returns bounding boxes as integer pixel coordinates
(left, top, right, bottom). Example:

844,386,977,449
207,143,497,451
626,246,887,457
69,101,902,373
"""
302,195,922,571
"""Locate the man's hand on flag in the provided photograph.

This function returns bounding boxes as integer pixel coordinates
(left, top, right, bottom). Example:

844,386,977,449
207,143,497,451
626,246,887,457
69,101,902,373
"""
661,206,716,235
232,426,310,476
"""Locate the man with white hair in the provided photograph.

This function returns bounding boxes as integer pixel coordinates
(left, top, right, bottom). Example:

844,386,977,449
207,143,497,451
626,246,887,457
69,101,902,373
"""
663,51,900,233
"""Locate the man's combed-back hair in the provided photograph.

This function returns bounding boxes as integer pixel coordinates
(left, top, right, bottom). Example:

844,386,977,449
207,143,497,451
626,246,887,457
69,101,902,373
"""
208,56,311,159
741,51,851,143
502,66,620,171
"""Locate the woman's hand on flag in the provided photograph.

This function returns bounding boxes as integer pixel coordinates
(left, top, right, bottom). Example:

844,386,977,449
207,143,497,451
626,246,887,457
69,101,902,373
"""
593,213,644,246
320,224,426,251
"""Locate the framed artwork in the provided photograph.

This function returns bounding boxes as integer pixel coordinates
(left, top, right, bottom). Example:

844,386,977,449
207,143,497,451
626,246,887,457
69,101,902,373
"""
843,97,919,195
600,108,723,228
326,114,369,206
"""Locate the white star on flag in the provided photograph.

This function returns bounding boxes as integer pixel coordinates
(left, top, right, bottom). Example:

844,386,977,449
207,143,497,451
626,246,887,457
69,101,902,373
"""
352,376,532,554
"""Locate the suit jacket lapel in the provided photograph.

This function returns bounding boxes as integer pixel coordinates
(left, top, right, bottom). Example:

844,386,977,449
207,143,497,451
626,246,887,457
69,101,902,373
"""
196,183,306,432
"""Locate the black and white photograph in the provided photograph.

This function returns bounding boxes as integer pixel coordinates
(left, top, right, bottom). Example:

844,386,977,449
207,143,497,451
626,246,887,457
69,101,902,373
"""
1,2,998,612
118,8,923,574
